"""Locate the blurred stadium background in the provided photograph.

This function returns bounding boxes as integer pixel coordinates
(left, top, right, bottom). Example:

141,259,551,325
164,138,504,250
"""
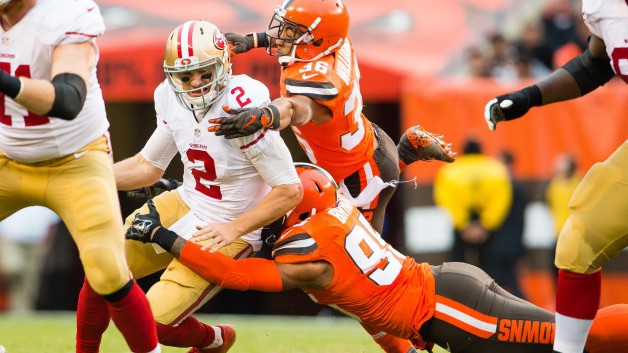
0,0,626,350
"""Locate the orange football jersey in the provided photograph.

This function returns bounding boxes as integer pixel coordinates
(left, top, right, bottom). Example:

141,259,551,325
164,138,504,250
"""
280,38,375,182
272,195,436,341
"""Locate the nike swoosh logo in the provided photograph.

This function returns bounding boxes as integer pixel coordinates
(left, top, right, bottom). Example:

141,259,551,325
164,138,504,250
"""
241,115,256,129
74,150,89,159
301,73,319,80
87,7,95,12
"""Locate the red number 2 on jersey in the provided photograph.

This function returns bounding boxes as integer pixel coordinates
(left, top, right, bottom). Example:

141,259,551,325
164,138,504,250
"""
231,86,252,107
0,62,50,127
186,148,223,200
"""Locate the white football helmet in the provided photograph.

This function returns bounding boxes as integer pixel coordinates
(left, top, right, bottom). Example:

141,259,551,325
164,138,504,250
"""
164,20,231,111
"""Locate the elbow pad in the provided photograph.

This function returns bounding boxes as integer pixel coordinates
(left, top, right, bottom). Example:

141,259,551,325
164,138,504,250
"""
562,48,615,95
46,73,87,120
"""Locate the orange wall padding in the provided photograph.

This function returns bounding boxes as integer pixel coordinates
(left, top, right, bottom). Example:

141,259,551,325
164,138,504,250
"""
401,77,628,182
519,270,628,312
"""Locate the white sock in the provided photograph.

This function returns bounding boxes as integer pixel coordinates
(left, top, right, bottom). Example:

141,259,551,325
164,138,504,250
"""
146,344,161,353
553,312,594,353
203,326,223,349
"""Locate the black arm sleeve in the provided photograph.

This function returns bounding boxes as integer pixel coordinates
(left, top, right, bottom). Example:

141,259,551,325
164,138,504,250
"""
46,73,87,120
562,47,615,96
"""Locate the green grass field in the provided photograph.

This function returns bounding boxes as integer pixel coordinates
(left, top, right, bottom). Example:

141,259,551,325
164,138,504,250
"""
0,313,448,353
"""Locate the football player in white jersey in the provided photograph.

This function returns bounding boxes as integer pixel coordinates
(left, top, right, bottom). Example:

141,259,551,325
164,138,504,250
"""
76,20,302,353
0,1,160,352
484,1,627,352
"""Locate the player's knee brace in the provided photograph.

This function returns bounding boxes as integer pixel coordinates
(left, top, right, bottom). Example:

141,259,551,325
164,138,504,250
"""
81,245,129,294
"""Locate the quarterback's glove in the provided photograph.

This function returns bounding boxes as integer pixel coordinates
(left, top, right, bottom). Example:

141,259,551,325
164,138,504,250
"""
125,178,181,201
151,178,181,192
225,32,268,55
207,105,281,139
484,85,542,131
126,199,162,243
261,215,287,246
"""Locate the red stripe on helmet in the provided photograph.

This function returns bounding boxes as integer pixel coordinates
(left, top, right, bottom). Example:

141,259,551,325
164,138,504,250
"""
187,21,196,57
176,23,184,58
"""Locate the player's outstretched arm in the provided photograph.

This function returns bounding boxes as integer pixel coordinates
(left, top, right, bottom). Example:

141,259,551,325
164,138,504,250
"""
272,94,332,127
209,95,331,139
225,32,268,55
484,35,614,131
180,241,331,291
125,200,329,291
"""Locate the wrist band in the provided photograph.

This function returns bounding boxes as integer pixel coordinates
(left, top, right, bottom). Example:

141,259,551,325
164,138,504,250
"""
0,69,22,98
523,85,542,107
153,227,179,253
255,32,269,48
264,104,281,129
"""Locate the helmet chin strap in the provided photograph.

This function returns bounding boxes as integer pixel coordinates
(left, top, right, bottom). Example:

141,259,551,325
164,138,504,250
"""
277,37,345,67
278,55,295,67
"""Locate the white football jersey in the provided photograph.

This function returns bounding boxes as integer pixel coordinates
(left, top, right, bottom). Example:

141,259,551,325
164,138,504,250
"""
582,0,628,83
146,74,291,250
0,0,108,163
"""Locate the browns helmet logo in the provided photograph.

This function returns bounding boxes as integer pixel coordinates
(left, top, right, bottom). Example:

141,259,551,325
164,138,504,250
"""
214,30,226,50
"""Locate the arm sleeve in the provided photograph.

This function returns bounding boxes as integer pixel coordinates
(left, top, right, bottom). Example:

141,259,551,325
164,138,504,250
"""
248,135,299,187
180,242,284,292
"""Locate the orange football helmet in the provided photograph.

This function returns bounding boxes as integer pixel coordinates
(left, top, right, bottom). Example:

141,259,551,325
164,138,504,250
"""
285,162,338,228
163,20,231,111
266,0,349,65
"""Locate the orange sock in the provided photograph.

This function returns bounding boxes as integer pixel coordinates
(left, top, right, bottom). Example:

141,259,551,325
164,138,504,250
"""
585,304,628,353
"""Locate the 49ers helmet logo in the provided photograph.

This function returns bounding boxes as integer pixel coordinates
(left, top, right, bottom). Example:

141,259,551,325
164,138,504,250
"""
214,30,226,50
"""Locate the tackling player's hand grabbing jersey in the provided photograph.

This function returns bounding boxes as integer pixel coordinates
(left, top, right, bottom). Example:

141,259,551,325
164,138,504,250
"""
208,105,281,139
126,200,162,243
